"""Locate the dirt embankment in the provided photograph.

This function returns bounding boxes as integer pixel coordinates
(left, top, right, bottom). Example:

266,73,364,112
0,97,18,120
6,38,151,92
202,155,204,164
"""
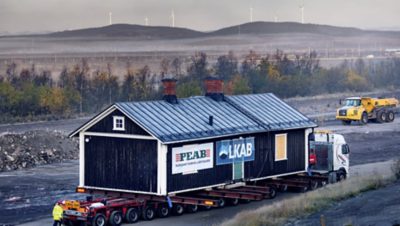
0,131,78,172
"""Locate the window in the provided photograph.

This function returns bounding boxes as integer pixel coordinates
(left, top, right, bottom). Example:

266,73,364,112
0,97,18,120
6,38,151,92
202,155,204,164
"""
113,116,125,131
275,134,287,161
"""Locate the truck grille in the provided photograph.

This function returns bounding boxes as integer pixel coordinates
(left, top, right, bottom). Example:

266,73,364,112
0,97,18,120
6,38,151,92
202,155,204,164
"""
339,110,347,116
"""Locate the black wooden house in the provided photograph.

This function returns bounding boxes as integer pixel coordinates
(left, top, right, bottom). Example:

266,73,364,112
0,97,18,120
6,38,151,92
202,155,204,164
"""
70,78,317,196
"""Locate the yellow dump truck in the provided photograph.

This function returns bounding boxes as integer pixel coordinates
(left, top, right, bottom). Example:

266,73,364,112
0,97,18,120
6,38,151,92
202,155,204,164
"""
336,97,399,125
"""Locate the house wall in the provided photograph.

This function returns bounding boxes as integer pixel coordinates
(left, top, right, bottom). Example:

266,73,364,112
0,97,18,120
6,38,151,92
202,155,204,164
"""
167,129,306,193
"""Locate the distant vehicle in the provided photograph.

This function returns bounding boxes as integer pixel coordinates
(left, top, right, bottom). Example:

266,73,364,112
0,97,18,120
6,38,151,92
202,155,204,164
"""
366,54,374,59
336,97,399,125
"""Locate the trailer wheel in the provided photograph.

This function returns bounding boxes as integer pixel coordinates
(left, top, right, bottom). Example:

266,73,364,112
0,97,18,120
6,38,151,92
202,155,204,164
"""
186,205,198,213
360,112,368,124
125,208,139,223
217,198,226,208
228,198,239,206
142,206,156,221
279,184,288,192
341,120,351,125
109,211,123,226
157,204,170,218
387,111,395,122
92,213,107,226
201,205,212,211
172,204,184,215
377,111,386,123
268,186,277,199
309,180,319,190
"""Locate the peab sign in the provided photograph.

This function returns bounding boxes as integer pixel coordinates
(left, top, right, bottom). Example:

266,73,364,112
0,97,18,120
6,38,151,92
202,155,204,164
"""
172,143,214,174
216,137,255,165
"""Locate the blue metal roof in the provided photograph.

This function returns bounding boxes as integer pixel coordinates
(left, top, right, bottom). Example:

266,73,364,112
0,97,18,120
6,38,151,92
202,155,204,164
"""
115,93,316,143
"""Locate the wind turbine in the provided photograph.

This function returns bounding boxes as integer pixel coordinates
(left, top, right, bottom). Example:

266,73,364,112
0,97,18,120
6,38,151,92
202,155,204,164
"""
250,6,253,22
299,3,305,24
109,12,112,25
145,17,149,26
274,11,278,22
170,10,175,27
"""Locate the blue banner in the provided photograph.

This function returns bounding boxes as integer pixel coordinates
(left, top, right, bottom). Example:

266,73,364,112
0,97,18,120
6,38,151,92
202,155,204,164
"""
216,137,255,165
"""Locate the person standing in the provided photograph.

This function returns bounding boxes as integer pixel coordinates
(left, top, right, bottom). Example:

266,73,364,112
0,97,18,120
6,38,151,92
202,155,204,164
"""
52,202,63,226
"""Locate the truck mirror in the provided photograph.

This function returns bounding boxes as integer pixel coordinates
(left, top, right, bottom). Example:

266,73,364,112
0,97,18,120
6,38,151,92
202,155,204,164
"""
341,144,350,154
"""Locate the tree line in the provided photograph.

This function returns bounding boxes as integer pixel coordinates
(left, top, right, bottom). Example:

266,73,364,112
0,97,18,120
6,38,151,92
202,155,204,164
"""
0,50,399,122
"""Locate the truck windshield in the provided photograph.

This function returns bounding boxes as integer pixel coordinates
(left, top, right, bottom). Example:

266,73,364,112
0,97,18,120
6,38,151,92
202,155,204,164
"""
344,99,361,106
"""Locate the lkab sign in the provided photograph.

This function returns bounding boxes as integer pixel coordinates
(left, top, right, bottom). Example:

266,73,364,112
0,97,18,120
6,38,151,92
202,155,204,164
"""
216,137,255,165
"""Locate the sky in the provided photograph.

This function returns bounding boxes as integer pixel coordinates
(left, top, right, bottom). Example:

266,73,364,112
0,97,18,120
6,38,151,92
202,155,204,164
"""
0,0,399,34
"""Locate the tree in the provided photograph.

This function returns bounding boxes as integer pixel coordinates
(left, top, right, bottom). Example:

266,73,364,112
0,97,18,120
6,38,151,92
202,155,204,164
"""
176,80,202,98
171,57,183,78
187,52,209,80
215,51,238,81
160,58,170,78
224,75,251,95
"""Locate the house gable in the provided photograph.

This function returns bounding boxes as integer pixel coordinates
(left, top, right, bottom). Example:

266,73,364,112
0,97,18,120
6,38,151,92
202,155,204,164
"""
87,108,151,136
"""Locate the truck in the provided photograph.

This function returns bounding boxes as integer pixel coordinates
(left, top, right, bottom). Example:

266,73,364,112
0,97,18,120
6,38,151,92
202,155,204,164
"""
336,96,399,125
59,130,349,226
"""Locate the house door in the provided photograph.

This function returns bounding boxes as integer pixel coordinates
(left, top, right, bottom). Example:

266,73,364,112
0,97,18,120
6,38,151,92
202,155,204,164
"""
233,162,244,180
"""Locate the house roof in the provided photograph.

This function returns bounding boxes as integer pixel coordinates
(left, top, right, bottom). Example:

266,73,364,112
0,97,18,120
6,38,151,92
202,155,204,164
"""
70,93,317,143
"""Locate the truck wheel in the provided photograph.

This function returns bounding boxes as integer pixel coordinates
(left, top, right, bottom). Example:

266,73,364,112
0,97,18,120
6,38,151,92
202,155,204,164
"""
109,211,123,226
360,112,368,124
172,204,184,215
157,204,170,218
309,180,319,190
186,204,198,213
228,198,239,206
142,206,156,221
201,205,212,211
279,184,288,192
125,208,139,223
341,120,351,125
92,213,107,226
268,186,277,199
386,111,395,122
218,198,226,208
377,111,387,123
337,170,347,181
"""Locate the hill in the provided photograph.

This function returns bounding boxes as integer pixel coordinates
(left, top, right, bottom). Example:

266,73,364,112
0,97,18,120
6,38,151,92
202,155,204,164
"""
47,24,205,39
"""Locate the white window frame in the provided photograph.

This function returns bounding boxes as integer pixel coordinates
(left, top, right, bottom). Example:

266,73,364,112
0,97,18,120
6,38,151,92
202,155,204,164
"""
113,116,125,131
275,133,287,161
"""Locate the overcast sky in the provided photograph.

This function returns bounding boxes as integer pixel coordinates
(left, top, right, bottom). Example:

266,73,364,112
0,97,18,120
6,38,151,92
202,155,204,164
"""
0,0,399,33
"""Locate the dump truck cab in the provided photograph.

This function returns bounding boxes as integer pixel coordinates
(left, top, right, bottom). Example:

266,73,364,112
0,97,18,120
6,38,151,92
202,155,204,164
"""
309,131,349,181
336,96,398,125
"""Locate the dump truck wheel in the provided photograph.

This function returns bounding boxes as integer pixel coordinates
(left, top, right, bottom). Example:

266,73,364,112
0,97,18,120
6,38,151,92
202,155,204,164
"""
342,120,351,125
218,198,226,208
157,204,170,218
142,206,156,220
172,204,184,215
125,208,139,223
387,111,395,122
268,186,277,199
186,205,198,213
228,198,239,206
201,205,212,211
109,211,123,226
92,213,106,226
360,112,368,124
377,111,387,123
337,170,347,181
309,180,319,190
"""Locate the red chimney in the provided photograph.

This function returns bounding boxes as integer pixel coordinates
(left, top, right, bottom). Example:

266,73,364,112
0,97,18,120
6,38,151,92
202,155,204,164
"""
204,77,224,101
162,78,178,104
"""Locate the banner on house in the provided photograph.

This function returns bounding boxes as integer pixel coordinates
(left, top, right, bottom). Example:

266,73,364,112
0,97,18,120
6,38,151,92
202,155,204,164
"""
216,137,255,165
172,143,214,174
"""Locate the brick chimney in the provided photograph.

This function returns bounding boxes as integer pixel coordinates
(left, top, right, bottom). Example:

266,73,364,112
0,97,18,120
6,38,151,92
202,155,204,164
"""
204,77,224,101
162,78,178,104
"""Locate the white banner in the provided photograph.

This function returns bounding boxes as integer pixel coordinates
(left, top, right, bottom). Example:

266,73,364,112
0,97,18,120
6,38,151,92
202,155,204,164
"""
172,143,214,174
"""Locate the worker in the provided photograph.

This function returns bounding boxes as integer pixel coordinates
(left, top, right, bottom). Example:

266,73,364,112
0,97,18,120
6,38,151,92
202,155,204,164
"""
52,202,64,226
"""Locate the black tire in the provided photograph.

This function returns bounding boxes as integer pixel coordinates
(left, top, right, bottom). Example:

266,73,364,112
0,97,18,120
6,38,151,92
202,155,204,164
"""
218,198,226,208
92,213,107,226
309,180,319,190
109,211,123,226
142,206,156,221
360,112,368,125
299,186,308,193
186,205,198,213
386,111,395,122
157,205,170,218
228,198,239,206
337,170,347,181
377,111,387,123
240,199,251,204
125,208,139,223
341,120,351,125
172,204,184,216
279,184,288,192
268,186,277,199
201,205,212,211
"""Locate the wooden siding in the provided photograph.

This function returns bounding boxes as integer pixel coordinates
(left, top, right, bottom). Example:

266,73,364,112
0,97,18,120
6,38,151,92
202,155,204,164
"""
167,129,305,193
84,136,157,193
87,109,150,136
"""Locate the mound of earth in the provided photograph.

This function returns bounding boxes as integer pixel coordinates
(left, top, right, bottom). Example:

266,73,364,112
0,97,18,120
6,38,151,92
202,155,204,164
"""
0,131,78,171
